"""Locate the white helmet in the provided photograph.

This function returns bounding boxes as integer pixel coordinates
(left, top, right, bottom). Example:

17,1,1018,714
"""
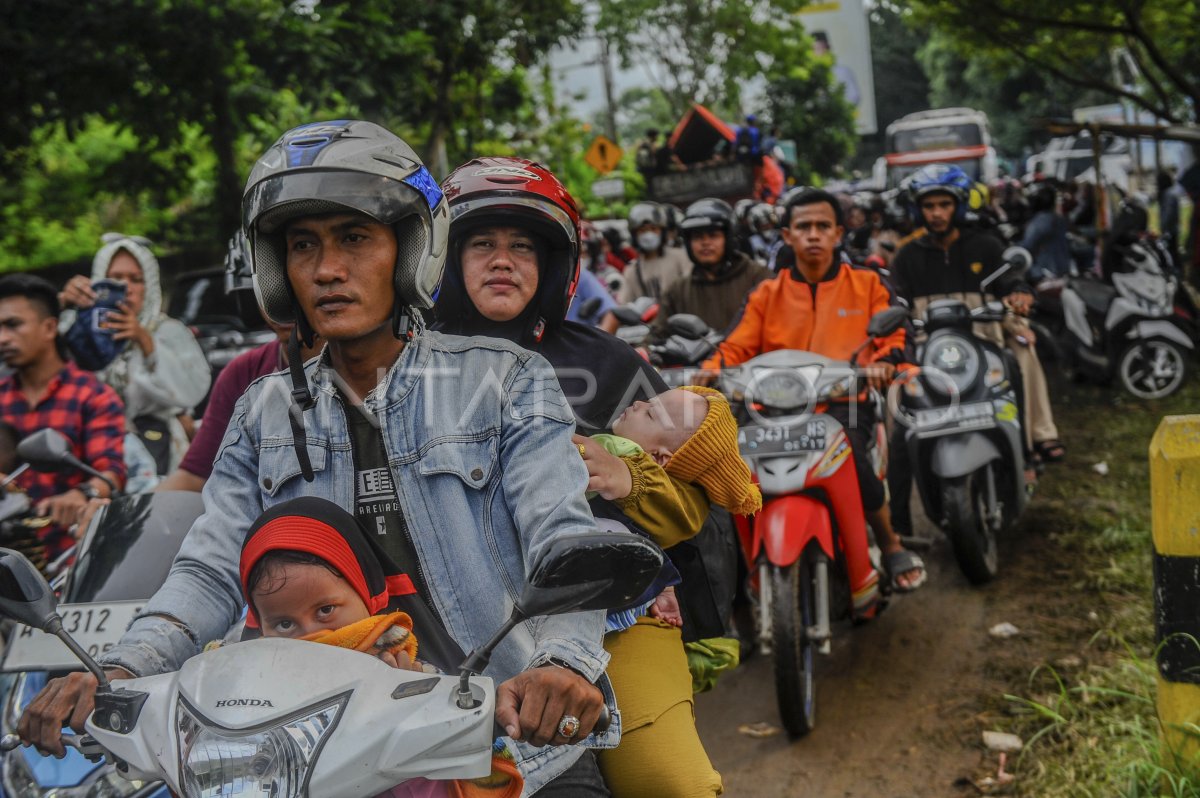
242,120,449,335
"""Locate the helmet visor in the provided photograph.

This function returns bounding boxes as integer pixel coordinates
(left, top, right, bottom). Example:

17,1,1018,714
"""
244,171,430,234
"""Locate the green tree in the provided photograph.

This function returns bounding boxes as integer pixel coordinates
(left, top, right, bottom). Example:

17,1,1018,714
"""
311,0,582,174
907,0,1199,124
612,87,680,145
0,0,583,267
0,0,327,239
596,0,810,119
763,27,857,184
918,30,1110,156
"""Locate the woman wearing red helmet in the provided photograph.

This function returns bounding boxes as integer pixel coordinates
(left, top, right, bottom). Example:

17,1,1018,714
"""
434,158,724,797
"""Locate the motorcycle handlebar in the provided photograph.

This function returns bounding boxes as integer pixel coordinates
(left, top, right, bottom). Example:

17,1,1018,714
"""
490,703,611,741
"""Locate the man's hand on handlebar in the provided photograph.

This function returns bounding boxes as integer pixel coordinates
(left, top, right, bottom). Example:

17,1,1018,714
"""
18,668,133,758
1004,290,1034,316
863,361,896,393
692,369,720,388
495,665,605,747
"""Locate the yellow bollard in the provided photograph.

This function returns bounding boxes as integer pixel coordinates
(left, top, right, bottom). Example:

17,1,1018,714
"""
1152,415,1200,773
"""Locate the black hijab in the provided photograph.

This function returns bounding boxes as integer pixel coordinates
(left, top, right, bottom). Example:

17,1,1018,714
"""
432,236,666,433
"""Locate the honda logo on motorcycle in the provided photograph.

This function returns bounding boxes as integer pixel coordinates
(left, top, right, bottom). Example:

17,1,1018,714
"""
215,698,275,708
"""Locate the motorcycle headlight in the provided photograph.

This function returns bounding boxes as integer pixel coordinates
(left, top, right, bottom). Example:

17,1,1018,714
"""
922,335,981,396
177,693,346,798
751,366,819,411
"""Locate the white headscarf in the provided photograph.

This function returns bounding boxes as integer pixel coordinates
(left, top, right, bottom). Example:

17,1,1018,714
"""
90,233,163,329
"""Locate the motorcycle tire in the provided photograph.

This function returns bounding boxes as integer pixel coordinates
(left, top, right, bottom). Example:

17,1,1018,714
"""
770,546,820,737
941,472,999,584
1117,337,1189,400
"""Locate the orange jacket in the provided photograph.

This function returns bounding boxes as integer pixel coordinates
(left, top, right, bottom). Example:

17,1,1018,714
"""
702,261,907,370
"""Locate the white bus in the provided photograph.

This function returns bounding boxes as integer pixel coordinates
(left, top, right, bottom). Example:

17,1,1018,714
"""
874,108,999,188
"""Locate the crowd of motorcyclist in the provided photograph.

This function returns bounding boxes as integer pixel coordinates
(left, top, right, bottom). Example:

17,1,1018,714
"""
0,112,1191,797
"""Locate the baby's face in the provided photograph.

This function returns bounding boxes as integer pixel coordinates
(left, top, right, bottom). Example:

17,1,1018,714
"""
613,390,708,454
253,563,370,638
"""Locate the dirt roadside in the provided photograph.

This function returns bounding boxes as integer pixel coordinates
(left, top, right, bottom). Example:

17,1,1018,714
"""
694,468,1102,797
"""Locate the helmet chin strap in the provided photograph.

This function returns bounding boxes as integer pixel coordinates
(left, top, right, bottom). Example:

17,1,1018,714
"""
286,322,317,483
392,303,424,341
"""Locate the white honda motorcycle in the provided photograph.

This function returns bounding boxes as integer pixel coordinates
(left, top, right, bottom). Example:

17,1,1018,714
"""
0,530,662,798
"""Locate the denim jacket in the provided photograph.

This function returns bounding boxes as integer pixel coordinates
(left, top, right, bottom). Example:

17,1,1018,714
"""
98,331,617,793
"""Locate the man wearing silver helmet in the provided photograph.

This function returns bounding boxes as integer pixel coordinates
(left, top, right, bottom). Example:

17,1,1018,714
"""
21,121,616,795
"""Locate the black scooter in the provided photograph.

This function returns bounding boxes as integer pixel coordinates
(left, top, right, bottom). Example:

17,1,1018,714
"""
895,253,1031,584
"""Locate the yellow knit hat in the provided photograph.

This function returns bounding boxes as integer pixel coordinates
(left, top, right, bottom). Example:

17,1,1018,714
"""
664,386,762,516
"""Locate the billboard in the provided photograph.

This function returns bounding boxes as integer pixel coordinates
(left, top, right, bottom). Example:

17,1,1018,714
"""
798,0,878,136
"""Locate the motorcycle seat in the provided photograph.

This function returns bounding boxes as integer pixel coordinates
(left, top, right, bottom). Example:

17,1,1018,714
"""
1070,278,1117,317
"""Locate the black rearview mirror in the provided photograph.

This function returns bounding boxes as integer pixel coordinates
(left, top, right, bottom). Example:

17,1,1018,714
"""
578,297,603,321
16,429,75,473
0,548,112,688
16,429,120,497
0,547,59,630
612,306,644,326
455,524,664,706
867,306,908,338
666,314,711,340
521,527,663,617
1001,246,1032,279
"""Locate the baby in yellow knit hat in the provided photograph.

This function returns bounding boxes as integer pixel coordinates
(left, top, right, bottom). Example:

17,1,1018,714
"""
594,386,762,626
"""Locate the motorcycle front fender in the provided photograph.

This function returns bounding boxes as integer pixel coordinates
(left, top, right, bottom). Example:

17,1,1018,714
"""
758,494,833,567
1132,320,1194,349
929,433,1002,479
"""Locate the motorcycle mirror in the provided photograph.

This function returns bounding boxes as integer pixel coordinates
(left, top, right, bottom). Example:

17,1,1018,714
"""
1001,246,1032,279
16,429,76,473
665,314,711,340
0,547,60,630
16,430,120,497
867,307,908,338
577,296,603,321
520,527,664,617
454,525,663,707
612,306,644,326
0,547,112,688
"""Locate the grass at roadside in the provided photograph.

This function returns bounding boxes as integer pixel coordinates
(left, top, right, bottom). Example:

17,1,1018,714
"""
1004,376,1200,797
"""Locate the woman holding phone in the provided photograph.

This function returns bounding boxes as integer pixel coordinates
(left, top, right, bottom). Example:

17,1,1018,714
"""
59,234,210,474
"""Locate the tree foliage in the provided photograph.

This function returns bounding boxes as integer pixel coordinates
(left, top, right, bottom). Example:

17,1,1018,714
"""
0,0,583,269
763,34,857,184
907,0,1200,124
596,0,810,119
918,31,1110,156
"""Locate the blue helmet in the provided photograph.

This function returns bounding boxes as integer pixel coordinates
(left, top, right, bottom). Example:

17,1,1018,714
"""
904,164,973,223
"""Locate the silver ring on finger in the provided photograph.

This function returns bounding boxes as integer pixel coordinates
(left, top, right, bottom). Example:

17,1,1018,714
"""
557,714,581,739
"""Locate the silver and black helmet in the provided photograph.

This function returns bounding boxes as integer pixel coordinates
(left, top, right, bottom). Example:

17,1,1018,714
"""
242,120,450,327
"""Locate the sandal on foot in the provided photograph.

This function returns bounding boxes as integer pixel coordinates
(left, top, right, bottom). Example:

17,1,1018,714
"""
884,548,927,593
1035,439,1066,463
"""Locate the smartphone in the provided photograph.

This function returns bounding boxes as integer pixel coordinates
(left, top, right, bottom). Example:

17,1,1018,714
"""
89,278,128,334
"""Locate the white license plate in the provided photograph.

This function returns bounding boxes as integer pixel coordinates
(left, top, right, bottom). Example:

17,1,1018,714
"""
2,601,143,672
738,420,827,457
913,402,995,437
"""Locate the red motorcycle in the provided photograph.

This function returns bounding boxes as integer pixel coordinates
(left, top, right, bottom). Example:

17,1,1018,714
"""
722,308,907,736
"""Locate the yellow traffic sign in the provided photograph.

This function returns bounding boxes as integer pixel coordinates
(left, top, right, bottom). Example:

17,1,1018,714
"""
585,135,623,174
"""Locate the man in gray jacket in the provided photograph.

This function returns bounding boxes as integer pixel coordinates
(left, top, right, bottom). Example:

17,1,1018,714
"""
21,121,616,796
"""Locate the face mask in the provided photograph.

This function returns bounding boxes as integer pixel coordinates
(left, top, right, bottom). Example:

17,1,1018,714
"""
637,231,662,252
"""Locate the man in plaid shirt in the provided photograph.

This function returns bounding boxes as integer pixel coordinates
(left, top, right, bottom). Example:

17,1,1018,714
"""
0,274,125,557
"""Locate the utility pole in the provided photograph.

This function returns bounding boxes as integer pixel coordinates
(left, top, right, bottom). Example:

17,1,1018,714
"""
600,36,619,143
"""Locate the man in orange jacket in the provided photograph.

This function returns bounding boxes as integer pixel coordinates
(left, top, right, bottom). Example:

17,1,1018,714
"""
699,187,925,591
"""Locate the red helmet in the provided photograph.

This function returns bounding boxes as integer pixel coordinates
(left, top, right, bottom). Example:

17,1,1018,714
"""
442,157,581,325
